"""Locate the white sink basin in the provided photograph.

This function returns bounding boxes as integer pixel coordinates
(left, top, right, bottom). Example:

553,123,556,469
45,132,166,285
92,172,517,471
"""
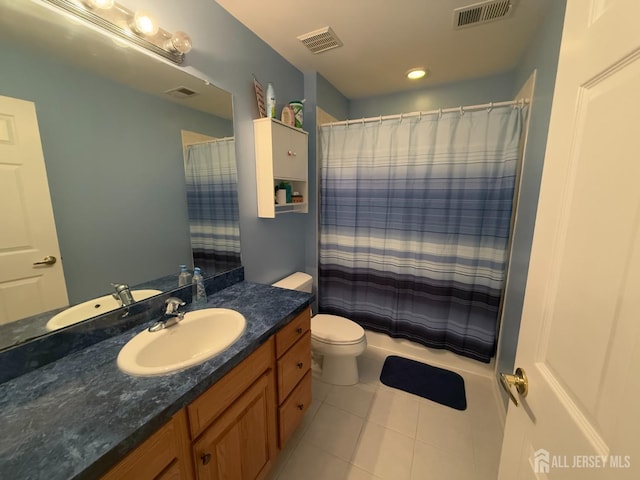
117,308,246,376
45,289,163,331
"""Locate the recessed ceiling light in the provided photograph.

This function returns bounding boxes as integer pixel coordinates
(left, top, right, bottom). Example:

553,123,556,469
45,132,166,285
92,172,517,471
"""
407,68,428,80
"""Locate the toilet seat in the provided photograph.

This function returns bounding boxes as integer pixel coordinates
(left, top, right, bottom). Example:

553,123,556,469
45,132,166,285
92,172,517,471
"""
311,314,365,345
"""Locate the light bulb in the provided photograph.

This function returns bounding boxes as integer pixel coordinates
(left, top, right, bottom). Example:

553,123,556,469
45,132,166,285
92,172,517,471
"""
132,10,159,36
407,68,428,80
83,0,114,9
166,31,192,54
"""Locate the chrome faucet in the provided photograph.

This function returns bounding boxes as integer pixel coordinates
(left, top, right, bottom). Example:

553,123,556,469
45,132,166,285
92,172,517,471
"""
148,297,186,332
112,283,135,306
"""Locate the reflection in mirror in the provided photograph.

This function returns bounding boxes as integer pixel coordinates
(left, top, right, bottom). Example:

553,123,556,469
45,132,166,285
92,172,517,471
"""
183,134,241,273
0,0,240,351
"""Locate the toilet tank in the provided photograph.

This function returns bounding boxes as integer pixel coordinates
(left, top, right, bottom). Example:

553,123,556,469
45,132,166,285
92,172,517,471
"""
272,272,313,293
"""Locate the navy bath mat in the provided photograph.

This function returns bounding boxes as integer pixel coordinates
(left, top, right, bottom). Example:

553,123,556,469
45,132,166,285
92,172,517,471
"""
380,356,467,410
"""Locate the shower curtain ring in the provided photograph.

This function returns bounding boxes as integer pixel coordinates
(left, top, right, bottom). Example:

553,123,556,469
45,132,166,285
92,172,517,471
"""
399,112,404,123
379,115,382,124
438,108,442,119
459,106,464,116
488,102,493,113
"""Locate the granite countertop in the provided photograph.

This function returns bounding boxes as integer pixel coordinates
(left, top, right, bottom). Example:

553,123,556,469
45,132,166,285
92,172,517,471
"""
0,281,312,480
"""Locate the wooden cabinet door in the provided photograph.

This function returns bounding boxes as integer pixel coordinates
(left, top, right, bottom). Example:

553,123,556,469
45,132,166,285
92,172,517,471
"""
102,410,193,480
193,371,277,480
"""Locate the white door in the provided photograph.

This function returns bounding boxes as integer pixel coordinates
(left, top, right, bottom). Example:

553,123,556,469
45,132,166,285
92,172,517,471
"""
0,95,68,324
498,1,640,478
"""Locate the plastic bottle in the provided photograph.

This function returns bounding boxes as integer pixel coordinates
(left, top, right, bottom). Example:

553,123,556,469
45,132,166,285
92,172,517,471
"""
289,100,304,128
178,264,192,287
192,267,207,305
266,82,276,118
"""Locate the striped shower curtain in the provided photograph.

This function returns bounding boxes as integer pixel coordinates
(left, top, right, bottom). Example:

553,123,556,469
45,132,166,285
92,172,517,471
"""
318,106,525,362
185,138,241,274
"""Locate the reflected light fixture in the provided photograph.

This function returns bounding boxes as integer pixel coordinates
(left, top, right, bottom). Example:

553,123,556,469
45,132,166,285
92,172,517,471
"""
407,67,428,80
42,0,192,64
132,10,159,36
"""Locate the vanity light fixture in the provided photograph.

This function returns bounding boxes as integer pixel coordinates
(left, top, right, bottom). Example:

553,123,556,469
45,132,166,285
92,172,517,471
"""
41,0,192,64
407,67,428,80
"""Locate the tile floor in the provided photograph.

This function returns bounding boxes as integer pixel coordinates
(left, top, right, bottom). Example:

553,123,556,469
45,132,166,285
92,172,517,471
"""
268,346,505,480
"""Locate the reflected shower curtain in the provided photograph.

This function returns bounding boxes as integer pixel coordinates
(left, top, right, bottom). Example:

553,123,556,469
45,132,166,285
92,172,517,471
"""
318,106,525,362
185,139,240,273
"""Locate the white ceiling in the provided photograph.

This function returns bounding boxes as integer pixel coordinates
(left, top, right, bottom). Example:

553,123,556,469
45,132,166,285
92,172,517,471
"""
215,0,554,99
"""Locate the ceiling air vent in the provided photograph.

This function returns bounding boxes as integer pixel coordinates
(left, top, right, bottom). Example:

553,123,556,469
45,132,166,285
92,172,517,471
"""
164,86,200,99
298,26,343,54
453,0,516,29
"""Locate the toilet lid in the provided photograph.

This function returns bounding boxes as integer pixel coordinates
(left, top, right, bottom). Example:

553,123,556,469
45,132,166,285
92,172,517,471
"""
311,314,365,345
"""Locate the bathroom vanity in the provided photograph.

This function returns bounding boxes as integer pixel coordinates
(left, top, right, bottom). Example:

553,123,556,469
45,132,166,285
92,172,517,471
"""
0,281,312,480
103,308,310,479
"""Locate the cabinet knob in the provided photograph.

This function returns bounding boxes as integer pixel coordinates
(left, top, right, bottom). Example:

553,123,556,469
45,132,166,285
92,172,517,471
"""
297,361,304,369
297,403,304,411
201,453,211,465
287,150,297,157
296,327,303,334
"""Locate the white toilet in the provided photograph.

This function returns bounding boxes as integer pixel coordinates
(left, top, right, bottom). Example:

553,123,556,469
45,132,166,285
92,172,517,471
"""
273,272,367,385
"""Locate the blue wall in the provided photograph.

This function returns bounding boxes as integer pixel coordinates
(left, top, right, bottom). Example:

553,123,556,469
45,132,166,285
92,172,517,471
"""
348,71,515,118
0,44,232,304
496,0,567,406
317,74,350,121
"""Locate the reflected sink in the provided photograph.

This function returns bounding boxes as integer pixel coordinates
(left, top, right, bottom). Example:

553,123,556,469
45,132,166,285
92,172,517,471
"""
45,289,163,331
117,308,246,376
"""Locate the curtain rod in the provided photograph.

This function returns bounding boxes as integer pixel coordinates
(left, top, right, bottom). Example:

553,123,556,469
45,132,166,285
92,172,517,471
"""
186,136,235,146
320,98,529,127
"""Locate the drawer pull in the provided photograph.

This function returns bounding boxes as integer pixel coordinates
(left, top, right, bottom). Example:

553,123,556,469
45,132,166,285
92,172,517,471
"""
296,361,304,369
201,453,211,465
297,403,304,410
296,327,303,334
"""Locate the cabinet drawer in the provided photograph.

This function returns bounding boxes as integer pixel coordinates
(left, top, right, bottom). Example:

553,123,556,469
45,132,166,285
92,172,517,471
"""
278,371,312,447
277,331,311,403
275,308,310,358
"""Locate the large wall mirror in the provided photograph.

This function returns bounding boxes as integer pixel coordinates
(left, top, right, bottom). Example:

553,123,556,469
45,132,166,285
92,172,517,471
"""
0,0,241,350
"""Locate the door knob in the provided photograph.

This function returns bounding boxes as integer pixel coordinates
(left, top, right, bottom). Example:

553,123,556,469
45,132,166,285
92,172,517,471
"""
33,255,57,266
499,367,528,406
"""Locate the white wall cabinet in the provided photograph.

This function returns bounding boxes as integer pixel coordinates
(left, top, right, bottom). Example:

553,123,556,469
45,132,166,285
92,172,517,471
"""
254,118,308,218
